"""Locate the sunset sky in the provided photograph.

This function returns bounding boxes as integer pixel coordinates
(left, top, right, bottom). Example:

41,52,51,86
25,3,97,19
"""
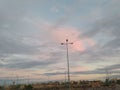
0,0,120,84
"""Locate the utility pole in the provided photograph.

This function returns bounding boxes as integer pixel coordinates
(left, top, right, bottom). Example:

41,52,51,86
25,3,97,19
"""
61,39,73,90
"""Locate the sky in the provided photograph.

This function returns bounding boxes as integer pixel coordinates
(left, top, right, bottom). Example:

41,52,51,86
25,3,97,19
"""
0,0,120,84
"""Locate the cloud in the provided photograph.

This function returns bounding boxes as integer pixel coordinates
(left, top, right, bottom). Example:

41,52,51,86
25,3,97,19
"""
97,64,120,71
0,0,120,82
77,0,120,64
81,15,120,39
0,36,38,55
7,61,54,69
75,64,120,75
43,64,120,77
80,0,120,38
25,16,96,53
51,27,95,52
0,59,57,69
50,6,59,13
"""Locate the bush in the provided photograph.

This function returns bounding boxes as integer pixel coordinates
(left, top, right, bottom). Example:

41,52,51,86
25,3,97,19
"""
24,84,33,90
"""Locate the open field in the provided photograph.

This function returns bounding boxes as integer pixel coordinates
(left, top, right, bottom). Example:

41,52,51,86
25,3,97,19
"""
1,84,120,90
0,79,120,90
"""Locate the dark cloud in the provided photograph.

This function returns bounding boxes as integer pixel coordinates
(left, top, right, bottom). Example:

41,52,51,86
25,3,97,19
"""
0,36,37,55
0,59,56,69
78,1,120,63
80,0,120,43
0,0,39,57
0,49,63,69
44,72,65,76
103,38,120,49
75,64,120,75
97,64,120,71
43,64,120,76
81,14,120,38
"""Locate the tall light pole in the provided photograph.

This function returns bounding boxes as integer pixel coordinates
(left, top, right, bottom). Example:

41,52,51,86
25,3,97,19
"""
61,39,73,90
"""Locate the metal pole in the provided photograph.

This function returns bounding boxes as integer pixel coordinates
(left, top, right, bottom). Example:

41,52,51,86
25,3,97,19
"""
66,39,70,90
61,39,73,90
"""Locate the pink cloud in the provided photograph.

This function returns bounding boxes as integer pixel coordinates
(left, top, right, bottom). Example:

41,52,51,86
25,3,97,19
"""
24,17,95,52
51,27,95,52
70,66,90,72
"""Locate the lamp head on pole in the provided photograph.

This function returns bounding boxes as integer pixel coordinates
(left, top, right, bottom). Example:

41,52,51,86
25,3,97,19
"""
66,39,68,42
